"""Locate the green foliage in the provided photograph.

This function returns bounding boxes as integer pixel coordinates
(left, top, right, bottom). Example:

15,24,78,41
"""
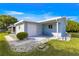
0,15,17,30
16,32,28,40
66,19,79,32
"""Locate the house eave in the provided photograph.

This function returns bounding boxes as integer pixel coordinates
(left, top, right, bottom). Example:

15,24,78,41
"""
38,16,67,24
38,17,62,23
14,20,40,26
14,16,67,25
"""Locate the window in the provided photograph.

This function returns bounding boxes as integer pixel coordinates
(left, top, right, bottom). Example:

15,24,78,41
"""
48,25,52,29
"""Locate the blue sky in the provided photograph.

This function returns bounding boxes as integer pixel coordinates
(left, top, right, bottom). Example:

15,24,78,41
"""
0,3,79,21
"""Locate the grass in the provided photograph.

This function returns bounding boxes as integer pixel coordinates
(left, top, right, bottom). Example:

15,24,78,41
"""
1,32,79,55
70,33,79,38
47,38,79,56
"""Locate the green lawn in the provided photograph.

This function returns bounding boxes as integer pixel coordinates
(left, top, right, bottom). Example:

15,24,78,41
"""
0,32,79,56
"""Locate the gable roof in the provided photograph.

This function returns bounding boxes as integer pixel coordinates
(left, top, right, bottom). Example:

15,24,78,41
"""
14,16,66,25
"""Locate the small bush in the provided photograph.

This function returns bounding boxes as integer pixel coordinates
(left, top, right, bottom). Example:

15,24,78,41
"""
16,32,28,40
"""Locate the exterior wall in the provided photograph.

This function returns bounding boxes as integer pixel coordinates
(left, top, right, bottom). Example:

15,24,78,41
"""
10,27,14,33
43,19,66,37
24,22,27,32
15,22,42,36
43,23,56,36
36,24,42,35
24,22,42,36
58,19,66,37
27,23,37,36
15,23,25,34
15,18,66,37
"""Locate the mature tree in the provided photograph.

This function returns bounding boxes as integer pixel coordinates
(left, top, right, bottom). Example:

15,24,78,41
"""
0,15,17,30
66,19,79,32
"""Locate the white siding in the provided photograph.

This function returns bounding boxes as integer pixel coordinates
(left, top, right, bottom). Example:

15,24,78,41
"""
15,22,42,36
24,22,27,32
15,18,66,37
43,23,56,36
15,23,25,34
27,23,37,36
58,19,66,37
36,24,42,35
43,19,66,37
26,23,42,36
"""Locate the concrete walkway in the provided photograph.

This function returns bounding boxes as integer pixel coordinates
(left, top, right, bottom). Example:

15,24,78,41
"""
5,35,40,52
5,34,56,52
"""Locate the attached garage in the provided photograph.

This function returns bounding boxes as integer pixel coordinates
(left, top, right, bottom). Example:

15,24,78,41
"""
27,23,37,36
15,20,42,37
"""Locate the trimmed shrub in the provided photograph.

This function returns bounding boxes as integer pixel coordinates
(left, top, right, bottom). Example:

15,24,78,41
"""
16,32,28,40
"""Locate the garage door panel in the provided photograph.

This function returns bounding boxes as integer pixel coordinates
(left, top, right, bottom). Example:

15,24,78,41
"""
27,23,37,36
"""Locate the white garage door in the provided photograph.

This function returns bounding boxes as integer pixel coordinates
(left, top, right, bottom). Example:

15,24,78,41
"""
27,23,37,36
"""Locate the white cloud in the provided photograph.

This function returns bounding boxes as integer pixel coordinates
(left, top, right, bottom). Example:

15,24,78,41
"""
41,13,59,20
67,16,79,21
1,9,57,21
2,10,60,21
4,11,24,15
20,12,57,21
67,16,77,19
21,16,37,21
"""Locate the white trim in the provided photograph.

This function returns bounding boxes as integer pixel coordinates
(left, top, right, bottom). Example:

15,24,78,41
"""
56,21,59,38
56,21,58,33
14,20,39,26
38,17,62,23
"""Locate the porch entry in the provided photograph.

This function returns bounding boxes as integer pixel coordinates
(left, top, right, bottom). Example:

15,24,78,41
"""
42,22,61,37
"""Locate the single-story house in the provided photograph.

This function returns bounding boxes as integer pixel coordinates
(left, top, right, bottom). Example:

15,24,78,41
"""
10,17,70,41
